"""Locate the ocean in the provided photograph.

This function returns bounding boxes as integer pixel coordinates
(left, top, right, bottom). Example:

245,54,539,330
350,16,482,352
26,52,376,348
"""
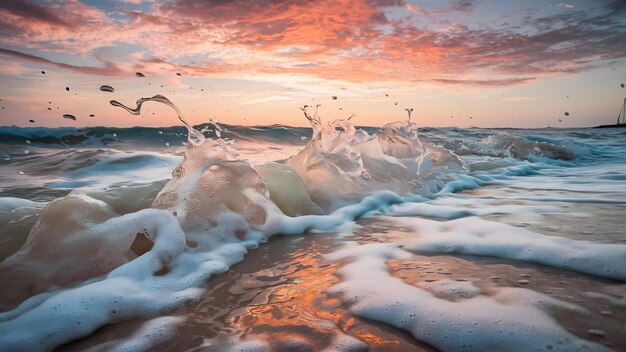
0,107,625,351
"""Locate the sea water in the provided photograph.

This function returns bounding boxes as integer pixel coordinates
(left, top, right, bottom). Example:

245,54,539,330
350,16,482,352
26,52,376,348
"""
0,100,624,351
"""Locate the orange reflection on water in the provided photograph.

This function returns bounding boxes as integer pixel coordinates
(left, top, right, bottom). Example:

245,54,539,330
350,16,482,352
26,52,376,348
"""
221,245,430,350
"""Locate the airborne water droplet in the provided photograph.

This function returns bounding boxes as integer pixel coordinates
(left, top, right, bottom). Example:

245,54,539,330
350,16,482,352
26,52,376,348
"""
65,87,69,91
41,71,45,74
29,119,35,123
176,73,181,76
89,114,95,117
63,114,76,121
99,85,115,93
135,72,145,78
332,96,337,100
564,112,570,116
587,329,606,337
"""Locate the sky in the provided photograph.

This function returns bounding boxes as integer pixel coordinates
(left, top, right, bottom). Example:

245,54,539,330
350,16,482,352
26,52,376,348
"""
0,0,625,128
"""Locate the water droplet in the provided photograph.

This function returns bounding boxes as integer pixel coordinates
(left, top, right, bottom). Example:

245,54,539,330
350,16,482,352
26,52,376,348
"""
165,142,170,146
41,70,45,74
587,329,605,337
19,171,24,175
112,133,117,137
26,140,31,144
29,119,35,123
176,73,181,76
517,279,530,284
332,96,337,100
564,112,570,116
63,114,76,121
89,114,95,117
621,83,625,88
135,72,145,78
24,150,30,155
99,85,115,93
65,87,69,91
47,107,52,110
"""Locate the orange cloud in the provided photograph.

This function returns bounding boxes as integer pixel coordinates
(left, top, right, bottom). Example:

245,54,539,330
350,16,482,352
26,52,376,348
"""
1,0,625,88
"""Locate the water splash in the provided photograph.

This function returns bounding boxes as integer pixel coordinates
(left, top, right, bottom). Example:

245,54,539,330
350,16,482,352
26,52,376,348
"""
110,95,205,146
300,104,322,136
404,108,414,121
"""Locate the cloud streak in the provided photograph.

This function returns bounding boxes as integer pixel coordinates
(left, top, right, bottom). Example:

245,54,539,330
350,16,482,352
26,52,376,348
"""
0,48,127,76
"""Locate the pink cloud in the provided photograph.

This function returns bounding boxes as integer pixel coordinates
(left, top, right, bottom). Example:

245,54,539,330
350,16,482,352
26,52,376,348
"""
0,0,624,88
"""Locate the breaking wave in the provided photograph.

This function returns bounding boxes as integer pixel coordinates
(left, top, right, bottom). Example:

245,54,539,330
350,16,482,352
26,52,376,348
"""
1,96,625,351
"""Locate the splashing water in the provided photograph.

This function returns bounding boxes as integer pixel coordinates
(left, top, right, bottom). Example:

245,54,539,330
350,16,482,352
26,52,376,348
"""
110,95,205,146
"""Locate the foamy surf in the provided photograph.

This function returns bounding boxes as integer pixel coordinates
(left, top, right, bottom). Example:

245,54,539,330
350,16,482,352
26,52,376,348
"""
1,97,625,351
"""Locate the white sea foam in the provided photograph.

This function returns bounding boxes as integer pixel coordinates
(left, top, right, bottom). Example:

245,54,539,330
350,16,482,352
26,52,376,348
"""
385,215,626,281
111,316,186,352
326,242,610,352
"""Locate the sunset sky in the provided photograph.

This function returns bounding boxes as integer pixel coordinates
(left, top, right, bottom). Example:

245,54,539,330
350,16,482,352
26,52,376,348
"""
1,0,625,128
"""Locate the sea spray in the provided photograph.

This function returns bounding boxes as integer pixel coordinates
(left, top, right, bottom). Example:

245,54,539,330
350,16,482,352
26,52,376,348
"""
110,95,206,146
287,105,467,209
